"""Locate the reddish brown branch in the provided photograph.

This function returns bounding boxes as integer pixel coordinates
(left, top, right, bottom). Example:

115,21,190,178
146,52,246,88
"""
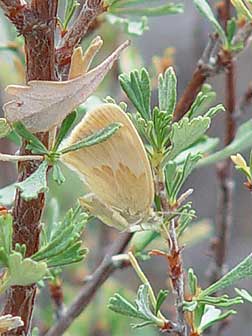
44,232,133,336
209,0,236,289
173,67,207,122
173,22,252,122
56,0,106,78
1,1,58,335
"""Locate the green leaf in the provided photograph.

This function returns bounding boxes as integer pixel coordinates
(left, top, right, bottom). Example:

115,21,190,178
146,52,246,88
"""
158,67,177,116
155,289,169,315
175,136,219,165
2,252,48,289
227,19,237,47
0,118,11,138
108,293,147,320
53,110,77,151
187,84,217,119
198,119,252,167
15,161,48,201
235,288,252,303
109,3,184,16
119,68,151,120
166,116,210,161
62,0,80,30
60,123,121,154
0,214,13,255
193,0,227,45
165,154,202,203
201,253,252,297
106,14,149,36
0,183,16,206
231,0,252,20
52,163,66,185
135,284,160,324
130,231,159,253
188,268,198,296
14,122,48,155
199,306,236,332
33,205,88,267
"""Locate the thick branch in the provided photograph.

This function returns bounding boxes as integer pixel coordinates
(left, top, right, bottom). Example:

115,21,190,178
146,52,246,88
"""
56,0,106,78
45,232,132,336
1,1,58,335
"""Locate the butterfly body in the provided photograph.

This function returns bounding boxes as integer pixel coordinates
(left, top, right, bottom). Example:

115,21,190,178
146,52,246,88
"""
62,103,154,230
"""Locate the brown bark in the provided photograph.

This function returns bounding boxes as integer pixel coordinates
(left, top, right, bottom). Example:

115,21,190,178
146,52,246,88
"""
2,2,58,335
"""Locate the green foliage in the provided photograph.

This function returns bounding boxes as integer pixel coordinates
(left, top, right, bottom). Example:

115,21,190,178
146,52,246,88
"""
14,122,48,155
108,284,165,329
60,123,121,154
166,116,210,161
10,120,121,200
165,154,202,205
105,1,183,35
0,118,11,138
202,254,252,296
59,0,80,31
193,0,227,46
52,110,77,152
15,161,49,201
0,214,48,293
231,0,252,20
0,183,16,206
158,67,177,117
198,119,252,167
155,290,169,315
120,68,151,120
33,204,88,267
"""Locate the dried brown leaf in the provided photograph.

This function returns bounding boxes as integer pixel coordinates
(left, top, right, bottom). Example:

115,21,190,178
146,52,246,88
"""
3,40,129,133
68,36,103,79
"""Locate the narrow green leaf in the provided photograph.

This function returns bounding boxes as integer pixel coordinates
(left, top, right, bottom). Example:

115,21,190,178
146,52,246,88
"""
106,14,149,36
194,0,227,45
119,69,151,120
53,110,77,151
14,122,48,154
201,254,252,297
15,161,48,201
158,67,177,116
231,0,252,20
108,293,147,320
234,288,252,303
155,290,169,315
0,214,13,255
188,268,198,295
61,123,121,154
198,119,252,167
199,306,236,332
110,3,184,16
52,163,66,185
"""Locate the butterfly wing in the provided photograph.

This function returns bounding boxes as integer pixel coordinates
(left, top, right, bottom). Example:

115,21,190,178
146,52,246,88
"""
62,103,154,220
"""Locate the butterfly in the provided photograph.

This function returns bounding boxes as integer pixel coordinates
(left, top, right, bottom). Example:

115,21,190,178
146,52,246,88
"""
62,103,155,231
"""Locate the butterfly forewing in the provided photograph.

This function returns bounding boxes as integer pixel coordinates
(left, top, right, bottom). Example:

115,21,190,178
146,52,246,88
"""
62,103,154,220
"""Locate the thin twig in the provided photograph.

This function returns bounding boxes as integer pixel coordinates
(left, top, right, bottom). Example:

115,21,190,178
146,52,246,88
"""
155,173,187,336
44,232,132,336
208,0,236,286
0,153,44,162
56,0,106,78
173,22,252,121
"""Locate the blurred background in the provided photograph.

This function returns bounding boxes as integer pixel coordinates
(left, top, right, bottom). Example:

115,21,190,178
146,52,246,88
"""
0,1,252,335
